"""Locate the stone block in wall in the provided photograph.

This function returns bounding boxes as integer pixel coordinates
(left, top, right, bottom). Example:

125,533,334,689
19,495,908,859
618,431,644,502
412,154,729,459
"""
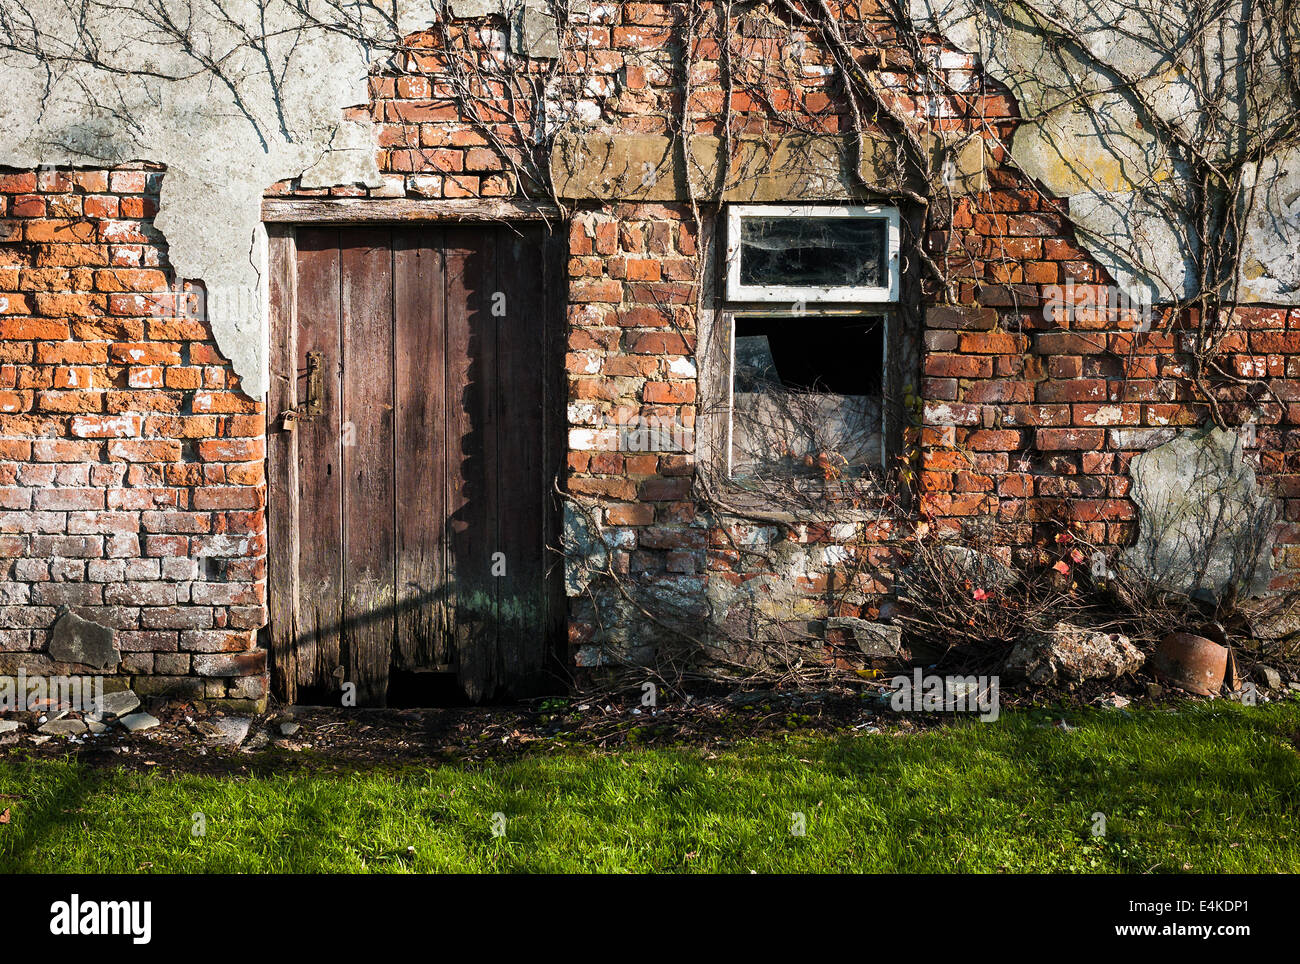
47,611,118,670
550,131,916,201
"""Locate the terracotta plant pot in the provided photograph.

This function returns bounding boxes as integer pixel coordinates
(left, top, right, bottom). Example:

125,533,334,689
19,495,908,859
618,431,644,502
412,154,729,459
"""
1152,633,1229,697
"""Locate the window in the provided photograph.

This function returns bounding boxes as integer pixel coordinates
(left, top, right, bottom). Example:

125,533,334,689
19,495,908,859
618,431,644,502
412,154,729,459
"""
729,314,887,480
710,203,904,485
724,204,900,303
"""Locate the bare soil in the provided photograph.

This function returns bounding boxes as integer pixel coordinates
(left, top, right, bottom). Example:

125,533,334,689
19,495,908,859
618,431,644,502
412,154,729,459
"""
0,672,1217,778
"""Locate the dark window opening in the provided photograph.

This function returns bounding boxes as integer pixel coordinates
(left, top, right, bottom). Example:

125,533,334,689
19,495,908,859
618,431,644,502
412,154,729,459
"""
730,315,885,480
739,216,887,289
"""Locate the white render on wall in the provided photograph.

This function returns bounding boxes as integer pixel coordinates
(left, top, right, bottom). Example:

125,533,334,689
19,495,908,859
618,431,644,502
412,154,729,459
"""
0,0,562,398
910,0,1300,306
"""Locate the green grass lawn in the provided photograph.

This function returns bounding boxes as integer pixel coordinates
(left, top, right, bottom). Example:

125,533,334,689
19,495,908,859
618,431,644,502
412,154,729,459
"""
2,701,1298,873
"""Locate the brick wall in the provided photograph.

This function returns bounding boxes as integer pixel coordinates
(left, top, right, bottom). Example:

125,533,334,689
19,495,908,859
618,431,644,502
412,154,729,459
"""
1,2,1297,692
919,235,1300,588
0,167,269,707
564,203,704,652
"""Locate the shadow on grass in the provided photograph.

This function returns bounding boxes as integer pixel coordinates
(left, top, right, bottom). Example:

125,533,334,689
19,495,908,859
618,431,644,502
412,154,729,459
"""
1,704,1297,873
0,759,101,872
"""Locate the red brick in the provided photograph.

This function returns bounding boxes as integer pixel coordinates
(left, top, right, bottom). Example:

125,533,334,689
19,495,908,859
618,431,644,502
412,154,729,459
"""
191,391,260,414
958,330,1025,354
107,440,182,462
192,651,266,677
1,318,70,340
193,487,264,510
197,438,265,462
1036,428,1105,450
924,354,992,378
965,429,1022,450
607,502,656,525
643,381,695,404
625,331,694,354
0,173,37,193
83,196,119,219
11,196,45,218
108,171,149,193
70,414,143,438
1035,379,1109,403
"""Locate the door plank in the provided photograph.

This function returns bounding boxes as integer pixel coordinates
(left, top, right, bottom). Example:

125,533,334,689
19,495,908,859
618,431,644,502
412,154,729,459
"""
393,227,450,670
495,226,549,686
444,228,499,700
267,226,299,703
340,227,397,706
292,227,345,697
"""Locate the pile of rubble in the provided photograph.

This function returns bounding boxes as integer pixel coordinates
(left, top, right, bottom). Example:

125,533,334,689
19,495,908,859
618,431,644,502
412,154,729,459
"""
1002,620,1299,700
0,689,308,752
0,689,160,746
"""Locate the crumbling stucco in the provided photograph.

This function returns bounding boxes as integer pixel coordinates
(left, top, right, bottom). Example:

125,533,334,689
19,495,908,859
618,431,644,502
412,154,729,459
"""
563,501,607,596
0,0,401,395
1124,427,1279,600
1237,149,1300,303
911,0,1300,304
705,530,865,633
0,0,561,397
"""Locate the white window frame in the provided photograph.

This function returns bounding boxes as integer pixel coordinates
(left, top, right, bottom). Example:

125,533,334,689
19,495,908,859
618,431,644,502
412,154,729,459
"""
724,203,901,303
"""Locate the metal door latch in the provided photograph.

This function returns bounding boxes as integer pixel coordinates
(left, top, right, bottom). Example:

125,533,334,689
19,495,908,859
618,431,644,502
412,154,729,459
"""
279,350,324,430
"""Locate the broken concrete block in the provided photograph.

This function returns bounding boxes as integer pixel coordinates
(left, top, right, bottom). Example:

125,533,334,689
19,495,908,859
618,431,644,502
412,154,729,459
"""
826,617,902,657
202,717,252,746
118,712,160,733
1004,622,1144,685
1257,665,1282,689
38,718,87,736
97,689,140,719
48,611,118,670
0,720,20,734
1124,427,1278,601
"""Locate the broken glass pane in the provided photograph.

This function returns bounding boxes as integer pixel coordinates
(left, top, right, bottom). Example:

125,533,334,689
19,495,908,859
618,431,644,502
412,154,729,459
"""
739,216,887,289
731,316,884,479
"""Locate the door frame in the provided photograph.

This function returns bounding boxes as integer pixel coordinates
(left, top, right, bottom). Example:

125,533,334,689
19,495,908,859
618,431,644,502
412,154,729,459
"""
264,199,567,705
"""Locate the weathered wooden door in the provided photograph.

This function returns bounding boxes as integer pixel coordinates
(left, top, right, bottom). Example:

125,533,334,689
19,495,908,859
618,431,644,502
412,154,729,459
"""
266,223,565,706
